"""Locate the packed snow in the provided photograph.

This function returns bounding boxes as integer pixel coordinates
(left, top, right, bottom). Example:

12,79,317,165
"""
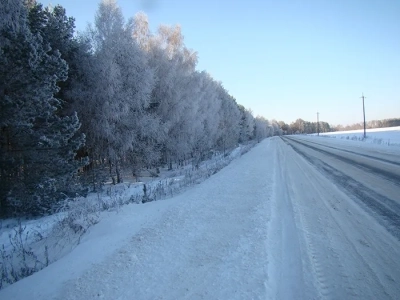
1,136,400,299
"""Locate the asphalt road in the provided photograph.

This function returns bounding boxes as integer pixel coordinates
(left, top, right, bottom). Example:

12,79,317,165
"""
282,136,400,240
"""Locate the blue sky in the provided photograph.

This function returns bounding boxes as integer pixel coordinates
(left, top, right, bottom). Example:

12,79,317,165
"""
40,0,400,126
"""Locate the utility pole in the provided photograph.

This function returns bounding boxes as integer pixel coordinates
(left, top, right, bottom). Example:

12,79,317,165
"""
317,112,319,136
361,93,366,139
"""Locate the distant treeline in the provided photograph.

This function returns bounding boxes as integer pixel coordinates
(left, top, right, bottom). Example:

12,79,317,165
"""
331,118,400,132
277,118,400,135
277,119,331,135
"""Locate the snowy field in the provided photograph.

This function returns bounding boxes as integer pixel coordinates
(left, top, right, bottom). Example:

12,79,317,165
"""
1,137,399,299
318,126,400,146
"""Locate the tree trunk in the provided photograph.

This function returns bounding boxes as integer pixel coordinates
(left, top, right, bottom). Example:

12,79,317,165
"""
109,159,116,185
116,160,122,183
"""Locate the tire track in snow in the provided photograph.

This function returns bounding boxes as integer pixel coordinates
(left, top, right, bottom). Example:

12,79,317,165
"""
283,137,400,240
279,137,400,299
286,137,400,185
293,209,357,299
274,140,356,299
268,142,309,299
292,137,400,166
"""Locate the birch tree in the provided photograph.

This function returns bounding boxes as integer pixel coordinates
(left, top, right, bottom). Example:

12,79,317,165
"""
81,0,158,183
217,88,240,154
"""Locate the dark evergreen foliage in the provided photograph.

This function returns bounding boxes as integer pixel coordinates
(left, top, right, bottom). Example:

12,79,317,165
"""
0,0,86,216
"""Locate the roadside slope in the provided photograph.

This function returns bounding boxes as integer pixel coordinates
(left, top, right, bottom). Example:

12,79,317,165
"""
1,140,275,300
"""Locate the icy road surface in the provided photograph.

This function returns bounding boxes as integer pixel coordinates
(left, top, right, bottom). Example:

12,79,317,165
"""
1,137,400,299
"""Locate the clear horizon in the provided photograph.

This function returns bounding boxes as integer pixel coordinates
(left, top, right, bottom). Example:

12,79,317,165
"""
41,0,400,126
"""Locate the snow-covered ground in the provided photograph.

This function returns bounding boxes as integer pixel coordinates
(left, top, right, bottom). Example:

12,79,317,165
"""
0,144,254,290
1,137,399,299
318,126,400,146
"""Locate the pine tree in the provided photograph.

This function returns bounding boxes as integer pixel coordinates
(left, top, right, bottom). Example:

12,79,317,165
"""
0,0,85,216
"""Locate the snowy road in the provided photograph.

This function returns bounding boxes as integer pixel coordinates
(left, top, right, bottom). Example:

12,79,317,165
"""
275,136,400,299
2,137,400,299
282,136,400,239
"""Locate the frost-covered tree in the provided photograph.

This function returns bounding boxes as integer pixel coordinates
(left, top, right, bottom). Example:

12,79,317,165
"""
78,0,158,183
133,14,199,167
268,120,282,136
254,117,271,142
132,11,152,52
26,2,84,112
278,121,290,135
216,86,240,154
0,0,85,216
291,118,306,134
188,72,222,161
133,12,263,168
238,105,255,143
